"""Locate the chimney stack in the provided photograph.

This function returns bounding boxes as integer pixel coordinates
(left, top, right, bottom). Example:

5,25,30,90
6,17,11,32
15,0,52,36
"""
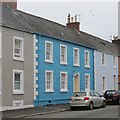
66,14,80,31
2,0,17,10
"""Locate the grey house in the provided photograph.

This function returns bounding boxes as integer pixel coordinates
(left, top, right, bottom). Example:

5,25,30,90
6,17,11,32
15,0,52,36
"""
0,2,34,111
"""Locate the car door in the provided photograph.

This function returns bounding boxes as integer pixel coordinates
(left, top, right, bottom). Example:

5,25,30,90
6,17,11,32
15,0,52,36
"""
94,92,102,107
90,91,97,106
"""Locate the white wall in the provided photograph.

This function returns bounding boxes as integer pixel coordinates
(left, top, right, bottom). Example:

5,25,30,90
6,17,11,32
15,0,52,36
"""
94,50,118,94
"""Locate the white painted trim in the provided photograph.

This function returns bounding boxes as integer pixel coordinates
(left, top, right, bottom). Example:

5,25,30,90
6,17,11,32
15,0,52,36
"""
0,104,34,111
73,47,80,67
85,50,90,68
45,70,54,92
0,33,2,58
60,44,67,65
34,34,37,101
60,72,68,92
45,41,53,63
13,36,24,61
13,70,24,95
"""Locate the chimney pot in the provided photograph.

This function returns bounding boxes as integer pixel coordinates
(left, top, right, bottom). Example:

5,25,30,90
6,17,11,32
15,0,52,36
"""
66,14,80,31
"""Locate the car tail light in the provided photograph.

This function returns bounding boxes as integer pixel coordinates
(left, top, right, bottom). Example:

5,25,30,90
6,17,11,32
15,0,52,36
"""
84,97,89,100
113,93,119,97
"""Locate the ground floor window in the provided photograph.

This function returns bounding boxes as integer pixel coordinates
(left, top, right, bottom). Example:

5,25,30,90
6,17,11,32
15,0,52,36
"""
60,72,68,92
102,76,106,91
45,70,53,92
13,70,24,94
85,74,90,90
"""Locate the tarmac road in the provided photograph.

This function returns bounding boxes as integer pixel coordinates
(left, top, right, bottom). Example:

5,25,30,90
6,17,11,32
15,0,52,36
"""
27,105,119,119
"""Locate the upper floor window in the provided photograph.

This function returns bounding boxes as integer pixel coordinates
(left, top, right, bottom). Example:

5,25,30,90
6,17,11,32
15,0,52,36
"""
60,44,67,64
13,37,24,61
45,41,53,63
85,50,90,68
85,74,90,90
13,70,24,94
113,56,116,68
101,53,105,65
45,70,53,92
73,48,80,66
60,72,68,92
0,33,1,58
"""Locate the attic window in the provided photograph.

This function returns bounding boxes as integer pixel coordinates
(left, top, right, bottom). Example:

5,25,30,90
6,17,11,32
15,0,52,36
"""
100,41,106,46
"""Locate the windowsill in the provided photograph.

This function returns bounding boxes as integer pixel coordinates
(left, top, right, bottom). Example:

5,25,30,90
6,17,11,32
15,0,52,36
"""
85,66,90,69
113,66,117,69
74,64,80,67
13,58,24,62
101,64,106,67
45,90,54,93
13,91,24,95
60,63,68,66
60,90,68,93
45,60,54,64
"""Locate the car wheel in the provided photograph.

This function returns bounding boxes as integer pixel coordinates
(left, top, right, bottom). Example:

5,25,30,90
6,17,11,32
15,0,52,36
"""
70,106,74,110
118,99,120,105
89,102,94,110
101,101,106,108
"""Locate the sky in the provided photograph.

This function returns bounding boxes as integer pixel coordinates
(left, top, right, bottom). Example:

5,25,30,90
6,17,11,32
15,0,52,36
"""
17,0,119,42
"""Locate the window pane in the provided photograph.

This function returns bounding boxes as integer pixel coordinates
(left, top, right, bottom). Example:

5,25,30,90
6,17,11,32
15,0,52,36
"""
46,42,52,61
15,73,20,82
15,39,21,48
14,82,20,90
15,48,20,54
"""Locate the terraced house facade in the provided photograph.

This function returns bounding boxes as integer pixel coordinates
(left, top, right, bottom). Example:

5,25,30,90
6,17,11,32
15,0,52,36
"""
0,1,118,110
34,32,94,106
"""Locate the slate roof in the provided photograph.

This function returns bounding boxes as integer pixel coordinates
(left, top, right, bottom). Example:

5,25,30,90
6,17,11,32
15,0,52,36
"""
1,5,118,55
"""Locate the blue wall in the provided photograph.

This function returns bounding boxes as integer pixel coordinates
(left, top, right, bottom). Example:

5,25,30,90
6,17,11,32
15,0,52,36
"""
34,33,94,106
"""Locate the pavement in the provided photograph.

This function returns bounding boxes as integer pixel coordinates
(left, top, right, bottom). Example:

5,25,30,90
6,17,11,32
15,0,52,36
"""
2,104,70,119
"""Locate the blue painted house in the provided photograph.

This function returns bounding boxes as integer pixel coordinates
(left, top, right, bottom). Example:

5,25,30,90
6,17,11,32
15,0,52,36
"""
34,22,94,106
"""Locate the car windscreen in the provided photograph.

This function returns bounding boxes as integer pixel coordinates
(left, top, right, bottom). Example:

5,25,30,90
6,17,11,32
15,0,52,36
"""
73,92,86,97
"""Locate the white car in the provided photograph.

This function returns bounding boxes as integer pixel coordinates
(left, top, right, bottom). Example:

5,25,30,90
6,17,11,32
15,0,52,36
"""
70,91,106,110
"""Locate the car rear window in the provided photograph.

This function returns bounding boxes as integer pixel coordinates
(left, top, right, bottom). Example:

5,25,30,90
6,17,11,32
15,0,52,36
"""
74,92,86,97
106,90,116,95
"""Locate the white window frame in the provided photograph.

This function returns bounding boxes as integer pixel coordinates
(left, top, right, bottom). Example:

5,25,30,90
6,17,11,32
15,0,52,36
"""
0,33,1,58
60,44,67,65
101,53,105,66
45,41,53,63
13,70,24,94
60,72,68,92
73,48,80,66
45,70,54,92
85,74,90,90
102,76,106,92
13,36,24,61
113,56,116,68
85,50,90,68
